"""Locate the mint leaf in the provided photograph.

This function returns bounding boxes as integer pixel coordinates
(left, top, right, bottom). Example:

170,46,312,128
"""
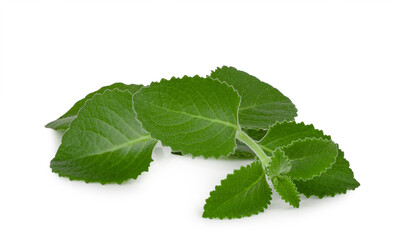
281,138,338,181
133,76,241,158
294,149,360,198
272,176,300,208
50,89,157,184
267,148,291,178
267,148,300,207
46,83,143,131
259,121,359,196
259,121,328,154
203,161,272,219
210,66,297,129
45,66,360,218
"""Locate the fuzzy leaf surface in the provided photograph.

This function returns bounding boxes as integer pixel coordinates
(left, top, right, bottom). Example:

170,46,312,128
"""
281,138,338,180
46,83,143,131
210,66,297,129
203,161,272,219
259,121,360,194
259,121,328,154
267,148,291,178
50,89,157,184
294,149,360,198
133,76,240,158
272,176,300,208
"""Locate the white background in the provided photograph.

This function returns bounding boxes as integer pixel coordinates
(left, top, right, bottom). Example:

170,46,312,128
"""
1,0,398,239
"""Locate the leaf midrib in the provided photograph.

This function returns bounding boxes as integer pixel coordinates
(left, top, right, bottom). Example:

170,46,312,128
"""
208,171,265,213
55,135,152,162
148,102,239,130
239,101,292,111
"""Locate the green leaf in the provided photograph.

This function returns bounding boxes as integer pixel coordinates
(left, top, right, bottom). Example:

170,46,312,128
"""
210,66,297,129
203,161,272,219
281,138,338,181
244,128,267,141
267,149,300,208
50,89,157,184
272,176,300,208
133,76,241,158
294,149,360,198
46,83,143,131
258,121,328,155
267,148,291,178
258,121,360,195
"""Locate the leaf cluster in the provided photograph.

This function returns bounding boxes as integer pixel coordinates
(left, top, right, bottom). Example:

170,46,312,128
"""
47,66,359,219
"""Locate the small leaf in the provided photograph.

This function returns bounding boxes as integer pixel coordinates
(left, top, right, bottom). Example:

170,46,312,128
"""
272,176,300,208
133,76,241,158
258,121,328,154
281,138,338,181
210,66,297,129
203,161,272,219
258,121,360,194
50,89,157,184
294,149,360,198
46,83,143,131
267,148,291,178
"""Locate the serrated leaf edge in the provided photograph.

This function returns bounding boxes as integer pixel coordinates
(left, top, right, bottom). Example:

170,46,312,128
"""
52,157,154,185
272,176,301,208
51,88,156,185
258,120,332,144
209,66,298,130
132,75,243,159
295,148,360,198
203,161,271,219
266,147,292,178
281,137,339,181
45,83,143,130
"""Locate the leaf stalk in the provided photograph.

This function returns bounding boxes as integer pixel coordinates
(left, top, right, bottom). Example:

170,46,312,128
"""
236,130,271,169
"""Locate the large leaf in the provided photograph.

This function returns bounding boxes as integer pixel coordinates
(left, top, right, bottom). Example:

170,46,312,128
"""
50,89,157,184
258,121,328,155
281,138,338,181
133,76,241,158
203,161,272,219
294,149,360,198
46,83,143,131
210,66,297,129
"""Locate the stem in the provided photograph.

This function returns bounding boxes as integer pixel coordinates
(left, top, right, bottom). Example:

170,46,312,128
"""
236,130,271,169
